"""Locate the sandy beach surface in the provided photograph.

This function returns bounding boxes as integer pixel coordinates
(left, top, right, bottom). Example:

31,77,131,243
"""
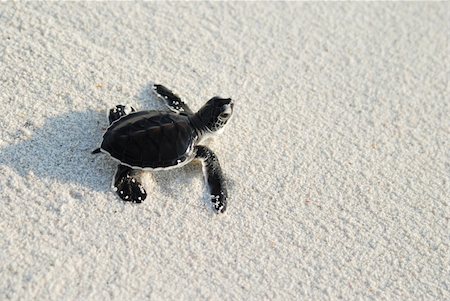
0,2,448,300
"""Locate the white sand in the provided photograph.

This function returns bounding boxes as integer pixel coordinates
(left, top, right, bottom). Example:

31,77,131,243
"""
0,2,448,300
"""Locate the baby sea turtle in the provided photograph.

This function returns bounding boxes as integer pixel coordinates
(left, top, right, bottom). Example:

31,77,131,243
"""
92,84,234,213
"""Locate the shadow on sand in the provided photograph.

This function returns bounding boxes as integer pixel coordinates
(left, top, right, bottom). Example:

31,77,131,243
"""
0,110,116,193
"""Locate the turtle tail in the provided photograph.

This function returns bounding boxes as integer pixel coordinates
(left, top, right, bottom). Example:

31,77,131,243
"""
91,148,102,154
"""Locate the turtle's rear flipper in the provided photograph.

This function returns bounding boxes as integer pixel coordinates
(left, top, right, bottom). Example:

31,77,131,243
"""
108,105,135,124
153,84,193,115
113,164,147,203
195,146,227,213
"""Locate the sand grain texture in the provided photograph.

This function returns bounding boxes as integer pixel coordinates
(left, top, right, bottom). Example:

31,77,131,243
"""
0,2,449,300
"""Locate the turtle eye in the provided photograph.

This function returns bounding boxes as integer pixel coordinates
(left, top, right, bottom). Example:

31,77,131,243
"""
220,112,230,118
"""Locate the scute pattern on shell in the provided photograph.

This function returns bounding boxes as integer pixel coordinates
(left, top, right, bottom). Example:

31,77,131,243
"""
101,111,198,169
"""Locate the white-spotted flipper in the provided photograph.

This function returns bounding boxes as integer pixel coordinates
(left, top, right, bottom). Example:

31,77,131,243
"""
113,164,147,203
108,104,135,124
153,84,193,114
195,145,228,213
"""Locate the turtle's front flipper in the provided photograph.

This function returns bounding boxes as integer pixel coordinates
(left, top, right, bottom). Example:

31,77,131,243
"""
153,84,193,115
108,105,135,124
195,146,227,213
113,164,147,203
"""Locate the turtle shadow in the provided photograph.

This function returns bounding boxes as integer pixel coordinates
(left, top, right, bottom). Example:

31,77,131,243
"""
0,110,116,193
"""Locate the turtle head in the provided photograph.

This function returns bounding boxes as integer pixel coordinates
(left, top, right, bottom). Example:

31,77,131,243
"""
195,97,234,133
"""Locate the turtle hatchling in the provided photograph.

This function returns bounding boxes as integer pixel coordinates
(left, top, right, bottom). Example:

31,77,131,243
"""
92,84,234,213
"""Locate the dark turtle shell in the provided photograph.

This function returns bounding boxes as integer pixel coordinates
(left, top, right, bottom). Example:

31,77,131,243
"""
100,111,198,169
